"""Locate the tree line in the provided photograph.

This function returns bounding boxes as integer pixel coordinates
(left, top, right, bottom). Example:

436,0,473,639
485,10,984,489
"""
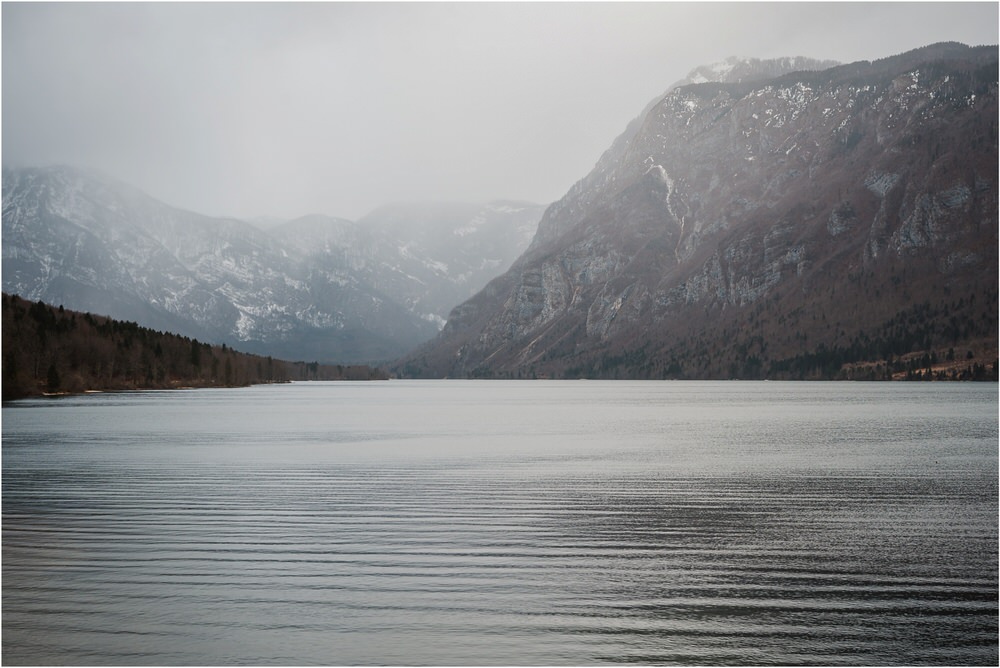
2,294,386,400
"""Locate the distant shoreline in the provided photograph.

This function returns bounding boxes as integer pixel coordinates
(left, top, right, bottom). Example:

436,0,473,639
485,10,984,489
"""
11,377,389,403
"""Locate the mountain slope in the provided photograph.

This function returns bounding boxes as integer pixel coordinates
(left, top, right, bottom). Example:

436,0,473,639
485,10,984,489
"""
268,200,542,330
398,43,998,379
2,167,542,363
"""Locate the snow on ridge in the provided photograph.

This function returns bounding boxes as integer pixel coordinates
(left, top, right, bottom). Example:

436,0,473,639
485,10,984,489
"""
422,312,447,330
454,212,487,237
399,243,449,275
710,58,738,77
4,165,545,359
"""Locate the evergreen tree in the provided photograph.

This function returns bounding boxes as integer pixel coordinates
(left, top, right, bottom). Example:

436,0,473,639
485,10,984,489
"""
46,364,61,393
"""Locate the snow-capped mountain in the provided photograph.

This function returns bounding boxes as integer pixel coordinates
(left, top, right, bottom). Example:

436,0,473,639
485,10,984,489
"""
529,55,839,251
398,43,998,379
2,166,543,363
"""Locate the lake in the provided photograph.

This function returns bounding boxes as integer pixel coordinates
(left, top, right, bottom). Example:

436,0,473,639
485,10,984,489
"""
2,380,997,665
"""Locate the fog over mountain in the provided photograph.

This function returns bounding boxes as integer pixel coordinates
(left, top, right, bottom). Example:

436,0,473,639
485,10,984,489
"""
2,165,543,362
3,3,996,220
3,3,997,376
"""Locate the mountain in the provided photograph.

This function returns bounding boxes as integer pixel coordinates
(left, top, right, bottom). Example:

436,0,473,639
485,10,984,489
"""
2,166,543,363
397,43,998,380
269,201,540,331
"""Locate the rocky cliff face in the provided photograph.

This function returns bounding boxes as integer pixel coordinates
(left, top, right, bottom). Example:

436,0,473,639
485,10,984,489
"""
2,166,543,363
399,43,998,379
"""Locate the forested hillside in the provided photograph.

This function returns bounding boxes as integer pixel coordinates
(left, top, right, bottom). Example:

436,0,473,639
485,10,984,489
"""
2,294,386,400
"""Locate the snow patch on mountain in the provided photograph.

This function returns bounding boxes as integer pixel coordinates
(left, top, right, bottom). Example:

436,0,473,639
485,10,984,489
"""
3,166,544,362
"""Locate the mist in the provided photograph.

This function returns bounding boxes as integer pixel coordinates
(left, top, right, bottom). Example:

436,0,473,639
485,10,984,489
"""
3,2,997,221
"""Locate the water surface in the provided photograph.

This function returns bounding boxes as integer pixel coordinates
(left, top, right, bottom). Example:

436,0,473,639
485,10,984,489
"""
3,381,997,665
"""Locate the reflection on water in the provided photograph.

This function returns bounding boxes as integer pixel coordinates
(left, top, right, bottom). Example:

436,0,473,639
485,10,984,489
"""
3,381,997,665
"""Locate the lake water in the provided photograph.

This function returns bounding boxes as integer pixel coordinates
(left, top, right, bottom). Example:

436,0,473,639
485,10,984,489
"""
2,380,997,666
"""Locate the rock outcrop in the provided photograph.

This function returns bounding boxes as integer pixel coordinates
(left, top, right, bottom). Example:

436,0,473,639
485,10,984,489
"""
398,43,998,379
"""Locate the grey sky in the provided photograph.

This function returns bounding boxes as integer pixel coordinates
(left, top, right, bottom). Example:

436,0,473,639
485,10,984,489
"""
3,2,997,221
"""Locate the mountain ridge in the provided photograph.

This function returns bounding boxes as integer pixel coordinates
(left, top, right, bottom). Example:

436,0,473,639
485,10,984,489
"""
531,55,841,251
396,43,998,379
2,165,544,363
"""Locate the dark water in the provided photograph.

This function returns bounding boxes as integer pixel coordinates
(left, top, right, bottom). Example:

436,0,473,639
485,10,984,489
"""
3,381,997,665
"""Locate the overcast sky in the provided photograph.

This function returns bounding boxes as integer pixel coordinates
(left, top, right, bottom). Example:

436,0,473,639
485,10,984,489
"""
3,2,997,221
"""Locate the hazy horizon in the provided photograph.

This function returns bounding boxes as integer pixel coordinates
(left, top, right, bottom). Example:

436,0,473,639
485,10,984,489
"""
4,2,998,222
